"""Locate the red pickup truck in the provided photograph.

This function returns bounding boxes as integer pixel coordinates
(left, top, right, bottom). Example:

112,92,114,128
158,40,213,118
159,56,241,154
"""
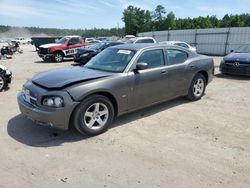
38,36,91,62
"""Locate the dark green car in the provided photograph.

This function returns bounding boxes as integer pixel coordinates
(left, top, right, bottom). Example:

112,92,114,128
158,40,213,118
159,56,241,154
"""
18,44,214,136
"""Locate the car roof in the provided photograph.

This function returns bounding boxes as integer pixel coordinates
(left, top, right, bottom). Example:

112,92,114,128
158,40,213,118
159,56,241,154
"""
107,41,124,44
130,37,155,40
161,41,186,44
110,43,184,51
109,43,197,55
136,37,154,39
110,43,156,50
64,35,81,38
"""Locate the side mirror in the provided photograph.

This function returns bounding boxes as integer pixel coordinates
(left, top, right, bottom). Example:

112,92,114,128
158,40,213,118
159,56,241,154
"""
136,62,148,71
230,50,234,53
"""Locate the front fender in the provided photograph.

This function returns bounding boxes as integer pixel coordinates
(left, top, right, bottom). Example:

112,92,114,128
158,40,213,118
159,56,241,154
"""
66,75,129,115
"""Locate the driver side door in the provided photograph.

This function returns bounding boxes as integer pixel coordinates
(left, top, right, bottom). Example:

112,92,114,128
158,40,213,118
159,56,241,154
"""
127,49,169,110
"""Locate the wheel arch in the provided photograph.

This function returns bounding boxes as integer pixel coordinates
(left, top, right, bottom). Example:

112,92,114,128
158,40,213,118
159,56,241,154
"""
69,91,118,129
197,70,208,85
53,50,65,57
90,91,118,117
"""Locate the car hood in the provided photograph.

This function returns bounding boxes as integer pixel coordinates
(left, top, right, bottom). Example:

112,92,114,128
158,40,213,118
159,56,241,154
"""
32,67,114,89
224,52,250,63
39,43,62,48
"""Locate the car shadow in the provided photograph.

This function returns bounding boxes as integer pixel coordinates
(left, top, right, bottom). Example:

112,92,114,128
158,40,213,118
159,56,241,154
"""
7,114,86,147
71,63,82,66
215,73,250,81
7,97,188,147
3,86,10,91
111,98,188,129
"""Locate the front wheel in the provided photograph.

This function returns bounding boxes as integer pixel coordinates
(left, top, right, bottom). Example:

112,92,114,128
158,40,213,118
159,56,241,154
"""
53,52,64,62
0,75,7,92
42,57,51,62
73,95,114,136
186,73,206,101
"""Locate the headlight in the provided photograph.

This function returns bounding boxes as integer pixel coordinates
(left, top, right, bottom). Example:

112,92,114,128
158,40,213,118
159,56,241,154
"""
80,53,89,57
220,59,225,64
6,69,11,75
42,96,64,107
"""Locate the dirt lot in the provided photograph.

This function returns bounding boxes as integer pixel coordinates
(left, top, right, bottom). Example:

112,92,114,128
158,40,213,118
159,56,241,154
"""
0,45,250,188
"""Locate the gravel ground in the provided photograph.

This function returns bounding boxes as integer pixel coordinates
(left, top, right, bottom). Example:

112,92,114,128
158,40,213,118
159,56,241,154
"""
0,45,250,188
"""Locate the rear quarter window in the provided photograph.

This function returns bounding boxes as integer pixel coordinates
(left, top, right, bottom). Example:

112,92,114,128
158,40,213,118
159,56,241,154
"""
175,43,189,48
137,39,155,43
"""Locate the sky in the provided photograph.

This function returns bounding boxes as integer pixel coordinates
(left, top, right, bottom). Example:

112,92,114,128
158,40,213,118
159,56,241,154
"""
0,0,249,29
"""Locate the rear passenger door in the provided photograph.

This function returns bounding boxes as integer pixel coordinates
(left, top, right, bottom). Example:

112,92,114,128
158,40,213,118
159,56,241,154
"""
164,49,191,96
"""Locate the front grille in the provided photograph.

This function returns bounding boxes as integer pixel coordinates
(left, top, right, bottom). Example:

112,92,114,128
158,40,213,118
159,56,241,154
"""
39,48,49,55
221,61,250,75
225,61,250,67
227,67,248,74
23,88,37,106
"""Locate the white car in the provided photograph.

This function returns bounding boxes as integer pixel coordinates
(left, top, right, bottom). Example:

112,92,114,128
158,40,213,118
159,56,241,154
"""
127,37,157,44
0,64,12,91
159,41,197,52
11,37,32,45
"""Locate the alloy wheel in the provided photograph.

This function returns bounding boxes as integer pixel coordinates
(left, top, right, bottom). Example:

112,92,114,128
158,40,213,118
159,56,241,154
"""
193,78,204,97
55,54,63,62
83,102,109,130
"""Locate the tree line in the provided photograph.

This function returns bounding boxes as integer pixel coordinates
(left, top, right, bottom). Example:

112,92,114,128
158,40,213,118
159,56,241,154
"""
1,4,250,38
0,25,125,38
123,5,250,35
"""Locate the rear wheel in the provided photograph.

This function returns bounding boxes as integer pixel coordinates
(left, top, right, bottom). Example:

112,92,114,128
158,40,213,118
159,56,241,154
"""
53,52,64,62
186,73,206,101
0,75,7,92
73,95,114,136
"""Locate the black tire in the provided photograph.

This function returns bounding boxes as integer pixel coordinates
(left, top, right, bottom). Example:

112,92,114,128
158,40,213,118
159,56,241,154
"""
73,95,114,136
186,73,206,101
53,52,64,62
0,75,7,92
42,57,51,62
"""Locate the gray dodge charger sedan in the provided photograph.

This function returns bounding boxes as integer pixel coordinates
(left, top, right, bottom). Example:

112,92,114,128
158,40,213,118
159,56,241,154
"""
18,44,214,136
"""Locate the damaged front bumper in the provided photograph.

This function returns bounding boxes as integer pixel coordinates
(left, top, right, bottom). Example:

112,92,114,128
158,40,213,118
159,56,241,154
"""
38,53,53,61
17,81,80,130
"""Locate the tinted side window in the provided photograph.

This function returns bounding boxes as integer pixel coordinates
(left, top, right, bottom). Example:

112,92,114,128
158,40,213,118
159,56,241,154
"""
69,38,81,45
108,43,122,47
136,39,143,43
166,49,188,65
175,43,188,48
137,50,165,69
137,39,154,43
